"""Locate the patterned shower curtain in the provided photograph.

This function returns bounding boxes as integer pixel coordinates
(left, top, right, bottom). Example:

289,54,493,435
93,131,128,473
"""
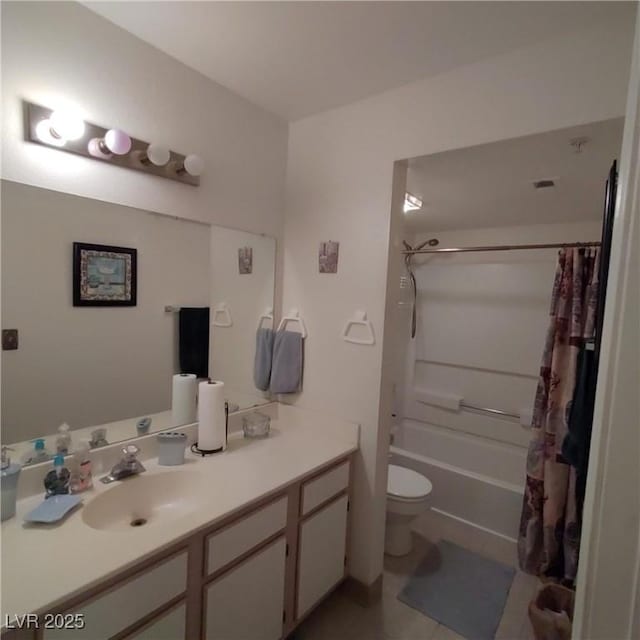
518,247,600,583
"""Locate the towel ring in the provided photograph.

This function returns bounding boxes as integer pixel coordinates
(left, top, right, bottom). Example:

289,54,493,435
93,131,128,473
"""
277,308,308,338
212,302,233,327
342,310,375,345
257,307,274,330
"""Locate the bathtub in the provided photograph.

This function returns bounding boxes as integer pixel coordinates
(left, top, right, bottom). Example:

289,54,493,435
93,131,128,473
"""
390,418,526,542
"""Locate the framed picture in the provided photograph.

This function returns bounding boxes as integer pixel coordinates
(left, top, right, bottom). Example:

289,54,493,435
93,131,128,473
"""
319,240,339,273
73,242,137,306
238,246,253,274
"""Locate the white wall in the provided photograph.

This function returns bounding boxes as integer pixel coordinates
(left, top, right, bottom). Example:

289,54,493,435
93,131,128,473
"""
209,228,276,405
1,180,210,442
0,1,287,238
282,15,633,586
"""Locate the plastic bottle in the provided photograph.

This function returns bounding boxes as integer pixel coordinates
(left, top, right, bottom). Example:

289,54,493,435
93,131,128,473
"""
56,423,72,455
44,454,70,498
22,438,50,465
70,440,93,493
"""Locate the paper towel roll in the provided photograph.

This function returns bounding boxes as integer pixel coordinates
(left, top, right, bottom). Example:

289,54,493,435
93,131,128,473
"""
172,374,197,426
197,380,227,452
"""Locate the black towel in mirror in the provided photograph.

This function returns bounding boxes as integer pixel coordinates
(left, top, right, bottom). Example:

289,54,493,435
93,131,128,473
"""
179,307,210,378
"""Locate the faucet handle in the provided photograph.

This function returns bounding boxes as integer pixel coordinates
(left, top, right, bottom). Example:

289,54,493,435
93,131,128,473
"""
122,444,140,458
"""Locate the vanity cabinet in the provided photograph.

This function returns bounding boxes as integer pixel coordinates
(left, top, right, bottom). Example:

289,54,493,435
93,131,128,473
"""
124,602,186,640
204,537,287,640
41,551,187,640
11,455,353,640
297,494,349,619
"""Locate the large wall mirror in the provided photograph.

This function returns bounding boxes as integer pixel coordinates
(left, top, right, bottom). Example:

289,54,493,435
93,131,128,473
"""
1,180,275,463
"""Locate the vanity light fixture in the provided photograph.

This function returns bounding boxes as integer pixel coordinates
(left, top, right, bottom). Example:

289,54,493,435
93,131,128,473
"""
88,129,132,158
141,144,171,167
404,192,423,213
176,154,204,177
25,101,200,186
35,110,85,147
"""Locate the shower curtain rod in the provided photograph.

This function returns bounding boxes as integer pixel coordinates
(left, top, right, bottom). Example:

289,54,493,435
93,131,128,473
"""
402,241,601,255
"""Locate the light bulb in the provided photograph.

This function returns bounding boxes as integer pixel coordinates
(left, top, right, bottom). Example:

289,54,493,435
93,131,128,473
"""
49,110,85,141
87,138,112,159
146,144,170,166
104,129,131,155
35,119,66,147
183,154,204,177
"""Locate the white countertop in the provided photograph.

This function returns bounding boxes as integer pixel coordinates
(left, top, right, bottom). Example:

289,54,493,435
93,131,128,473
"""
1,404,358,620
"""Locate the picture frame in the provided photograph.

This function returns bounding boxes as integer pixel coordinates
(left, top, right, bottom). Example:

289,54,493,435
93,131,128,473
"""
238,246,253,274
73,242,137,307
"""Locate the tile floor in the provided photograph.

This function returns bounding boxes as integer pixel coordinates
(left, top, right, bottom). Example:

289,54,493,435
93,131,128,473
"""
293,533,540,640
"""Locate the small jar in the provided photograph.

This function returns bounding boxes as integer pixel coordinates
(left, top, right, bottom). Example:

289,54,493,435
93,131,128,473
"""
242,412,271,439
157,432,187,466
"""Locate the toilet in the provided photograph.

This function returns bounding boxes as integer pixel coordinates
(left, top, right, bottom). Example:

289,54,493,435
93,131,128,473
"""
385,464,433,556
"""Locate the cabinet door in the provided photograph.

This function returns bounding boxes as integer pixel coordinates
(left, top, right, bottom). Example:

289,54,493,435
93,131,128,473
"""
204,537,286,640
126,602,186,640
43,552,187,640
297,494,348,619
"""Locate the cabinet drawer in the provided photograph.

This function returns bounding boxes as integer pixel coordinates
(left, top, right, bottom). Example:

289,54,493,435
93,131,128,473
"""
302,460,350,515
207,496,287,575
125,602,186,640
43,552,187,640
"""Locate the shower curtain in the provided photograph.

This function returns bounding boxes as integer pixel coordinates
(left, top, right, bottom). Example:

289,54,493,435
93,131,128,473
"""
518,247,600,583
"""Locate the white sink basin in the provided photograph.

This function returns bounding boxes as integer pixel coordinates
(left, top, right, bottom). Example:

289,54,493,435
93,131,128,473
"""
82,471,205,532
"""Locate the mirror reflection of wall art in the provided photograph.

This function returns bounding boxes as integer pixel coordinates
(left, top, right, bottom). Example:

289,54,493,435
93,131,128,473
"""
73,242,137,306
238,247,253,274
319,241,339,274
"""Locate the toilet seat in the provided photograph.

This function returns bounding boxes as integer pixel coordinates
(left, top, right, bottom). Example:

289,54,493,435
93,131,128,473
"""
387,464,432,501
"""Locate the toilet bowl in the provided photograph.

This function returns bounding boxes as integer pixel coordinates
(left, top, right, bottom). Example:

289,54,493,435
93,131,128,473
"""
385,464,432,556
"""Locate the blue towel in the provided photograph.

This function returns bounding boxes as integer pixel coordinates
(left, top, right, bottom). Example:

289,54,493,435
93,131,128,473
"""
253,328,275,391
270,330,303,394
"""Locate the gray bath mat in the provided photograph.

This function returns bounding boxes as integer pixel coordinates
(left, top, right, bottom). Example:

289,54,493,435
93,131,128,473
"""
398,540,515,640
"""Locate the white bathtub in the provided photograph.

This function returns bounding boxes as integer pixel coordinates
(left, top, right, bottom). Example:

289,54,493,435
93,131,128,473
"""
390,419,526,541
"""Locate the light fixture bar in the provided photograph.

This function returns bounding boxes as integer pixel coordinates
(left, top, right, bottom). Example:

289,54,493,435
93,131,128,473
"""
24,102,200,187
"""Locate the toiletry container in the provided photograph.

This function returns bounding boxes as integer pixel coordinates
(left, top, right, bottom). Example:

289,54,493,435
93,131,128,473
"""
22,438,50,465
56,423,72,454
157,432,187,466
70,440,93,493
1,447,21,521
136,417,152,436
44,455,70,497
242,412,271,438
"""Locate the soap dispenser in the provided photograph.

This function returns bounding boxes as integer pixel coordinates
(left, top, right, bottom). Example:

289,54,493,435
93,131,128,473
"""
1,446,22,521
56,423,72,455
44,455,70,498
21,438,50,465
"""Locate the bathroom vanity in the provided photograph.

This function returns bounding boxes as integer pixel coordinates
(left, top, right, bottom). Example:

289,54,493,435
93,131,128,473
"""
1,405,358,640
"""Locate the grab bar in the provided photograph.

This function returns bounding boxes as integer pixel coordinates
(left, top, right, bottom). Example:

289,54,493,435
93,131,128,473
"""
460,401,519,420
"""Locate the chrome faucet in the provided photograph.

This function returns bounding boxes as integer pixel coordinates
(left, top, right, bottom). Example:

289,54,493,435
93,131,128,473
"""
100,444,146,484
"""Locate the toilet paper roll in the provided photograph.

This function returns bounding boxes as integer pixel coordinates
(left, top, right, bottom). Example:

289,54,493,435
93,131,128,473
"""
197,380,227,452
171,374,197,426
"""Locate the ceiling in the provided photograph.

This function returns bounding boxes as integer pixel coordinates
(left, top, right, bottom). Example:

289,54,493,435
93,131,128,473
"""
405,118,625,232
83,1,634,121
